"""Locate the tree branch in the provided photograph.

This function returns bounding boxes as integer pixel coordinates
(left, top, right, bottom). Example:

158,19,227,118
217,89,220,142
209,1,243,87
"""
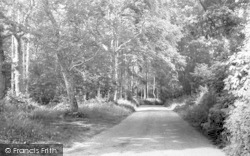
198,0,207,12
23,0,36,26
0,12,41,37
42,0,59,30
69,48,101,71
116,21,145,52
86,21,109,52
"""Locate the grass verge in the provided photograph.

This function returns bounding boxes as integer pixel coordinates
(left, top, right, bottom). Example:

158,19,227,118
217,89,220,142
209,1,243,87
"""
0,97,136,147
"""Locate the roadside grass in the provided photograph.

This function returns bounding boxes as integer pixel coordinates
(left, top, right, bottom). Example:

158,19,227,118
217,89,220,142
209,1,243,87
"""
0,97,136,146
0,99,58,144
117,99,137,111
29,107,66,121
78,99,133,119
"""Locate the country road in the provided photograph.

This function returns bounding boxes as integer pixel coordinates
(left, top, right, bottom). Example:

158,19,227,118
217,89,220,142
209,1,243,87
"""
64,105,226,156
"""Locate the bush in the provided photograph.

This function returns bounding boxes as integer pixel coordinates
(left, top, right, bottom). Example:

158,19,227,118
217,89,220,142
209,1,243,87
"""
224,101,250,156
130,97,140,106
182,88,216,126
117,99,137,112
185,96,196,106
174,89,237,148
139,98,162,106
202,104,226,146
185,104,209,127
174,88,223,144
78,98,135,120
201,91,236,147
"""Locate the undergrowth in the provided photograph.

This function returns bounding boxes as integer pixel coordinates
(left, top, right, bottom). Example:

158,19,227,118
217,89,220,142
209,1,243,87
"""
0,98,58,143
0,94,136,144
172,86,230,148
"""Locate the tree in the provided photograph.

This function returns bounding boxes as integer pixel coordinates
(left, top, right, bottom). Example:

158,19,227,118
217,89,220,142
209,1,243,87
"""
225,8,250,101
0,25,6,99
39,0,84,111
0,0,35,96
0,0,185,108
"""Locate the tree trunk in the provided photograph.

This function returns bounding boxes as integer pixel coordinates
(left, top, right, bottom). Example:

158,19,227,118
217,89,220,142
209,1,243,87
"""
17,37,24,94
113,51,119,101
156,88,159,99
130,73,134,95
83,94,86,101
145,57,149,99
11,36,15,94
62,70,78,112
119,69,123,99
97,86,101,99
12,36,21,96
10,36,25,96
25,34,30,94
153,76,156,99
140,87,143,99
57,53,78,112
107,90,110,100
146,74,148,98
0,32,5,99
10,4,25,96
135,80,138,98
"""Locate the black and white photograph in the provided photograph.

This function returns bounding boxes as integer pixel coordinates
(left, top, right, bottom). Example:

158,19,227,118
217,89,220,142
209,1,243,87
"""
0,0,249,155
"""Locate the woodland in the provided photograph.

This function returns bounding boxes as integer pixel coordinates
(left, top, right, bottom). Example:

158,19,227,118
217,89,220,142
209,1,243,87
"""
0,0,250,155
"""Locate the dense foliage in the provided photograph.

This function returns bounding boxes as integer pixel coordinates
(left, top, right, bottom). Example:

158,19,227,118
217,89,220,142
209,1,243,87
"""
0,0,185,108
223,8,250,155
171,0,250,155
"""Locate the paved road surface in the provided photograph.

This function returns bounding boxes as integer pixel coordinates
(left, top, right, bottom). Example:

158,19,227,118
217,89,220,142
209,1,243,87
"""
64,105,226,156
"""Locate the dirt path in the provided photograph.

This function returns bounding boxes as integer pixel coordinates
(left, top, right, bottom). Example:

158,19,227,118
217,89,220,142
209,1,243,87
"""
64,105,226,156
